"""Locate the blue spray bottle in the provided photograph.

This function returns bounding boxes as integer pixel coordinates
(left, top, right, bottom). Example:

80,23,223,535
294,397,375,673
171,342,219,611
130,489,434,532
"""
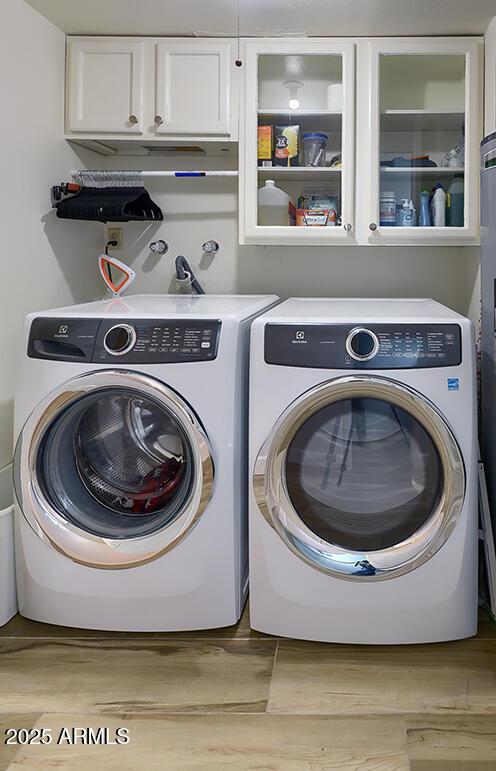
419,189,431,227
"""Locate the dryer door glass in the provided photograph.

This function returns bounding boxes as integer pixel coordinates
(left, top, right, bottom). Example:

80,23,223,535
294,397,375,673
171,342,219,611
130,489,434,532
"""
254,375,465,579
36,387,195,539
285,397,443,551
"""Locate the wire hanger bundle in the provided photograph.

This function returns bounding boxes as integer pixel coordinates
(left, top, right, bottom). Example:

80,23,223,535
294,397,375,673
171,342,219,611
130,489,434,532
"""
52,170,163,223
72,170,145,188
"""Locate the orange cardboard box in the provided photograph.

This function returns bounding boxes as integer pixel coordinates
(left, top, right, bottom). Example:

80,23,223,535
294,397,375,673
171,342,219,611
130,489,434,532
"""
258,126,273,161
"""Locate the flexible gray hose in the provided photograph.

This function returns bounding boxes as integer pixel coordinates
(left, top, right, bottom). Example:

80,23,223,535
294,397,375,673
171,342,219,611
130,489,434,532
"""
175,255,205,295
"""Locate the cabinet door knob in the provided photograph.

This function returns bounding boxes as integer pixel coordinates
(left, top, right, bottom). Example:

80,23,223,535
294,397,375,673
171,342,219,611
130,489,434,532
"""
154,115,164,126
369,222,378,231
128,114,138,124
344,223,352,232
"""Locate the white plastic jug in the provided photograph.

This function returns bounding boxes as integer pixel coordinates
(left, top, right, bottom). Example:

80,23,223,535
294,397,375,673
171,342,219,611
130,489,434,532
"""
258,180,294,226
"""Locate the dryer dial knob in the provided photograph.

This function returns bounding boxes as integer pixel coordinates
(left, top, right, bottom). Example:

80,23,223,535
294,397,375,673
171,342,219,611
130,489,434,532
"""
345,328,379,362
103,324,136,356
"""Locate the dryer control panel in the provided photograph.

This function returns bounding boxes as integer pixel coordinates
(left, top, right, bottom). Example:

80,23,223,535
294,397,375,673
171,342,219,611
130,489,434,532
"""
264,323,462,369
28,317,221,363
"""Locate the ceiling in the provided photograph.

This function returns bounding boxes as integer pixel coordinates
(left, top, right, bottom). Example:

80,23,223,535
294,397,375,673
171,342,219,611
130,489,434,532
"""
24,0,496,37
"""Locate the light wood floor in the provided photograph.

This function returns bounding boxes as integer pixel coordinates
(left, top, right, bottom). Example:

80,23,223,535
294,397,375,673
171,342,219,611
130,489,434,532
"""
0,605,495,770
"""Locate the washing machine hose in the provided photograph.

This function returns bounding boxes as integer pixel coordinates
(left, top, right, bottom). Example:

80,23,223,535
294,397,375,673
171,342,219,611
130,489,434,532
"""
175,255,205,295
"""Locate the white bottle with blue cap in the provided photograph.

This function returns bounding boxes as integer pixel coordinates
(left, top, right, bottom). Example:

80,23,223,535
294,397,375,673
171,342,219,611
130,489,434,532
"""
431,184,447,227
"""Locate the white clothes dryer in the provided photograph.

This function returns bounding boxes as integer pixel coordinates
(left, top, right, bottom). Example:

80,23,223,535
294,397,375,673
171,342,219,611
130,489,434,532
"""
14,293,277,631
249,298,478,644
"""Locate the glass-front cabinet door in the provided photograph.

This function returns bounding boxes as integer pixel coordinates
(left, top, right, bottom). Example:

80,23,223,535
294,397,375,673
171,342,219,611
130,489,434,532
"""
357,39,482,245
240,39,355,245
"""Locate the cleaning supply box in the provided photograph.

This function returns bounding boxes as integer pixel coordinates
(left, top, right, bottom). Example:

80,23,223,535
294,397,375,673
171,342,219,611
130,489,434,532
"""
296,189,338,227
274,125,299,167
258,126,273,166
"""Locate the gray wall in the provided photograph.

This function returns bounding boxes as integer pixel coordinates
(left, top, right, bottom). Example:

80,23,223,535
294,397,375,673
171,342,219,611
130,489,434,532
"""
0,0,101,469
82,153,480,315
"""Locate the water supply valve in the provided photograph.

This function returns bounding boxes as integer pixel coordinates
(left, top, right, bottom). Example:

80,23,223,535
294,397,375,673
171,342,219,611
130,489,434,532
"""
149,240,169,255
202,240,219,254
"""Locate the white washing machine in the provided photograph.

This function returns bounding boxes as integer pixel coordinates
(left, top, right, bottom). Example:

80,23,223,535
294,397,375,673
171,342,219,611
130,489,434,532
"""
14,293,277,631
249,298,478,644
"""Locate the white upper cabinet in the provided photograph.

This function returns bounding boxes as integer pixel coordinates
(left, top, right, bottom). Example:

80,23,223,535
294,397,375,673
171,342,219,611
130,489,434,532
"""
240,39,356,245
65,37,237,141
356,38,482,245
66,39,145,133
65,35,483,246
154,40,232,136
241,36,482,246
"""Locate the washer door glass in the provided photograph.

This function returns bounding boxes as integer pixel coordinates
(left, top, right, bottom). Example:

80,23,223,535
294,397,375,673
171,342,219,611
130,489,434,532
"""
37,387,194,539
285,397,443,552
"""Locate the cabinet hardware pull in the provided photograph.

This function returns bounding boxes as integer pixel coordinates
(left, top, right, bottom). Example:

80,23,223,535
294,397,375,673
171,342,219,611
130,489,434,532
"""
154,115,164,126
344,223,352,232
369,222,378,231
128,114,138,124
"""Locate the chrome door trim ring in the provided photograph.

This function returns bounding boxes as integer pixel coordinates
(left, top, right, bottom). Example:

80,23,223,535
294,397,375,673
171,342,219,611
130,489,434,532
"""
14,369,214,569
253,375,465,581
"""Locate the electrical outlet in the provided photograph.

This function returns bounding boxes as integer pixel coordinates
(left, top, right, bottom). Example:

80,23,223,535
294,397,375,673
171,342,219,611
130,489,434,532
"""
106,227,123,250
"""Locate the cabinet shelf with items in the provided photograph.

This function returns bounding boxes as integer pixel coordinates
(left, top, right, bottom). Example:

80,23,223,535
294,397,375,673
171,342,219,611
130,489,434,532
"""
240,39,355,245
357,39,482,245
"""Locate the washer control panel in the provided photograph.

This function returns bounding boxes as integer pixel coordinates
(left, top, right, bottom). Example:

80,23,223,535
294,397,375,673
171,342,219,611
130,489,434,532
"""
264,323,462,369
28,317,221,363
94,319,221,363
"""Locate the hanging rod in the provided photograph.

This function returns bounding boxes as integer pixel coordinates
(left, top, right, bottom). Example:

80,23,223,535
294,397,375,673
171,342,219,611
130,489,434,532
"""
133,170,239,177
52,168,238,207
71,169,238,183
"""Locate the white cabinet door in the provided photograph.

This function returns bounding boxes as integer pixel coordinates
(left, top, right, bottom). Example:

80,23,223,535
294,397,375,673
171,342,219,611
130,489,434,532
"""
66,39,145,133
356,38,482,245
240,39,356,245
154,40,233,136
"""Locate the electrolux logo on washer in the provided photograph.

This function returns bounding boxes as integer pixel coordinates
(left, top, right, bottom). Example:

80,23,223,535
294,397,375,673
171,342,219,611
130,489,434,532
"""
292,330,307,344
55,323,69,338
290,327,337,347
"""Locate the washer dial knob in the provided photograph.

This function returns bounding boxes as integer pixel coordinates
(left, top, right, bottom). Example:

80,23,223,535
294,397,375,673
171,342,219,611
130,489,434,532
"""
103,324,137,356
345,327,379,361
